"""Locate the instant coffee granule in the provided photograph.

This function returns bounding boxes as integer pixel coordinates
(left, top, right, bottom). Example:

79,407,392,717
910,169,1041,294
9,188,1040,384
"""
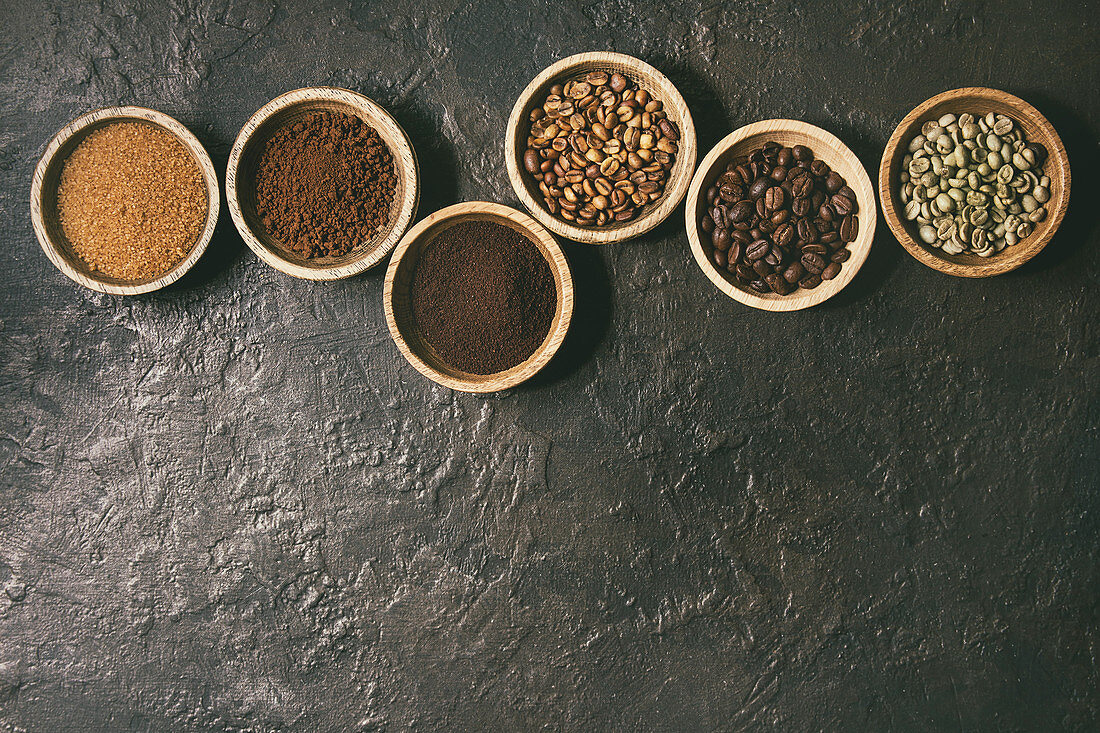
410,221,556,375
56,122,206,281
253,110,396,258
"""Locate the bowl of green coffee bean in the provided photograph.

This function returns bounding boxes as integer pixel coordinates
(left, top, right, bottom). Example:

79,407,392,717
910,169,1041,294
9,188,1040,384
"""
879,87,1070,277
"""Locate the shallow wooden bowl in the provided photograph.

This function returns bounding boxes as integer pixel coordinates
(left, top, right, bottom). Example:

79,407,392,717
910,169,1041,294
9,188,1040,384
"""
30,107,220,295
879,87,1070,277
226,87,419,280
686,120,877,311
505,52,697,244
384,202,573,393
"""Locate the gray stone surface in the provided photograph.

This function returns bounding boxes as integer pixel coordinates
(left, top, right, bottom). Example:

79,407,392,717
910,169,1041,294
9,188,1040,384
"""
1,1,1098,730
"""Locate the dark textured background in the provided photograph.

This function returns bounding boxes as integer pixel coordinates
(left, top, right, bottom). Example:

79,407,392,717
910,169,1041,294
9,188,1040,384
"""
1,1,1098,731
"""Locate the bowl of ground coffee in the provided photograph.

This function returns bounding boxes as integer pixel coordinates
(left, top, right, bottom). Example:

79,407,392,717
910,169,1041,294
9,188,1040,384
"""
31,107,220,294
384,202,573,393
226,87,419,280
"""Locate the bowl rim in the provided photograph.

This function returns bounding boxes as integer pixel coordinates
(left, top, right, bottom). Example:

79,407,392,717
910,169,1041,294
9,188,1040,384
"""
878,86,1071,278
225,86,420,281
383,201,574,393
30,105,221,295
685,119,878,311
505,51,697,245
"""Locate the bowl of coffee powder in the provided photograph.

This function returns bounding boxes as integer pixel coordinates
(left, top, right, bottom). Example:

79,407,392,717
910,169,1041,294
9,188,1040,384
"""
226,87,419,280
384,202,573,393
31,107,220,294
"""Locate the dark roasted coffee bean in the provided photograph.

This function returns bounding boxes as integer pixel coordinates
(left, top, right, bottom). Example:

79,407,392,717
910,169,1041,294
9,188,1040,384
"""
810,159,830,177
750,279,769,293
801,243,828,256
748,177,771,199
792,145,813,162
735,263,755,282
728,242,742,264
783,262,805,283
831,193,854,216
820,231,840,244
820,262,841,280
719,184,741,203
731,229,751,245
790,174,813,198
713,248,727,269
765,272,793,294
759,219,776,234
825,172,845,193
770,209,790,225
818,203,836,222
830,248,850,263
746,239,770,261
712,228,730,251
765,247,783,266
797,219,818,243
730,200,754,222
769,166,788,182
701,215,715,233
749,227,763,240
801,252,825,273
777,147,793,167
798,274,822,289
840,214,858,242
792,196,812,217
755,197,768,218
764,186,785,212
774,222,795,247
735,164,753,184
752,259,771,277
811,190,826,209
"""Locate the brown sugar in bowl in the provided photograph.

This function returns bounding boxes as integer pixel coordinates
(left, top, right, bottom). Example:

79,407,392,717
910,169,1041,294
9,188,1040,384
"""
505,52,697,245
686,119,877,311
30,106,220,295
226,87,419,280
384,202,573,393
879,87,1070,277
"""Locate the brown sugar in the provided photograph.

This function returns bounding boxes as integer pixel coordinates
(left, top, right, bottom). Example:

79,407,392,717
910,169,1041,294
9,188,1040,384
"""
252,110,397,259
56,121,207,281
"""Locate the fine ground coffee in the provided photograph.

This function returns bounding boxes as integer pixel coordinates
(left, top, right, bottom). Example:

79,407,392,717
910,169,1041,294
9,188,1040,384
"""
410,220,556,375
253,110,396,258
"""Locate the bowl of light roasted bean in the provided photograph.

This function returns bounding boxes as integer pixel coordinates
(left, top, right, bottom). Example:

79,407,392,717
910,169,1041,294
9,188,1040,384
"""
505,52,697,244
879,87,1070,277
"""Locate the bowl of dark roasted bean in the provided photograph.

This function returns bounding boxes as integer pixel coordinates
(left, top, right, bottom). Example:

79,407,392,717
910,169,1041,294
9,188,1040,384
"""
686,120,877,311
879,87,1070,277
506,52,697,244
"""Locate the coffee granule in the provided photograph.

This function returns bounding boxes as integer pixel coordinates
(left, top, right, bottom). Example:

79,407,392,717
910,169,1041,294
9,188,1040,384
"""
56,121,207,281
410,221,556,375
253,110,396,258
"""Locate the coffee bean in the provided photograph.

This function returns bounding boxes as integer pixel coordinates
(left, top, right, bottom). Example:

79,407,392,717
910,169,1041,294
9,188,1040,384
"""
831,193,854,216
792,145,814,162
748,177,771,200
774,222,795,247
797,219,818,243
765,247,783,266
839,214,858,242
750,279,769,293
746,239,770,261
712,228,730,251
801,252,825,273
713,248,727,269
731,200,754,222
830,248,850,263
825,172,845,193
801,243,828,256
764,186,785,212
783,262,805,283
752,259,772,277
820,262,841,280
798,274,822,289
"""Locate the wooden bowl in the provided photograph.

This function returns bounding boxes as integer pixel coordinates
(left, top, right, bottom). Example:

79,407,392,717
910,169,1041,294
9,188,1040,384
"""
384,202,573,393
505,52,697,244
226,87,419,280
879,87,1070,277
30,107,219,295
686,120,877,311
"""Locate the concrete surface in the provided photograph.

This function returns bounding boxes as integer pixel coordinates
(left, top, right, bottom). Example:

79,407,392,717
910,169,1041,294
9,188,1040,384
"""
0,1,1097,731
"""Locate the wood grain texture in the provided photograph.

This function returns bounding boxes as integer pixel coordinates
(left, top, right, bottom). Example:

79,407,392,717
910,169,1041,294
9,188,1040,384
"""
505,52,697,245
879,87,1071,278
30,107,220,295
384,201,573,393
225,87,419,281
685,120,877,312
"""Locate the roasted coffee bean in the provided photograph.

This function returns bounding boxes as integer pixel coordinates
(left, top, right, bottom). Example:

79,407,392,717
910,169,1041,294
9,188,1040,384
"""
820,262,841,280
713,248,727,269
801,252,826,273
746,239,770,261
748,177,771,199
783,262,805,283
764,186,785,212
839,215,858,243
699,141,856,295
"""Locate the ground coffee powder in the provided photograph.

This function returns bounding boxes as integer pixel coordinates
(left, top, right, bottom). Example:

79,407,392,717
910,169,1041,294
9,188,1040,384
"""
410,220,556,375
253,110,396,258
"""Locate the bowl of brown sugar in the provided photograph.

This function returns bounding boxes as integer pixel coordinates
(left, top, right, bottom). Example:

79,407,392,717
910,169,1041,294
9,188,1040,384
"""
384,202,573,393
31,107,220,295
226,87,419,280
